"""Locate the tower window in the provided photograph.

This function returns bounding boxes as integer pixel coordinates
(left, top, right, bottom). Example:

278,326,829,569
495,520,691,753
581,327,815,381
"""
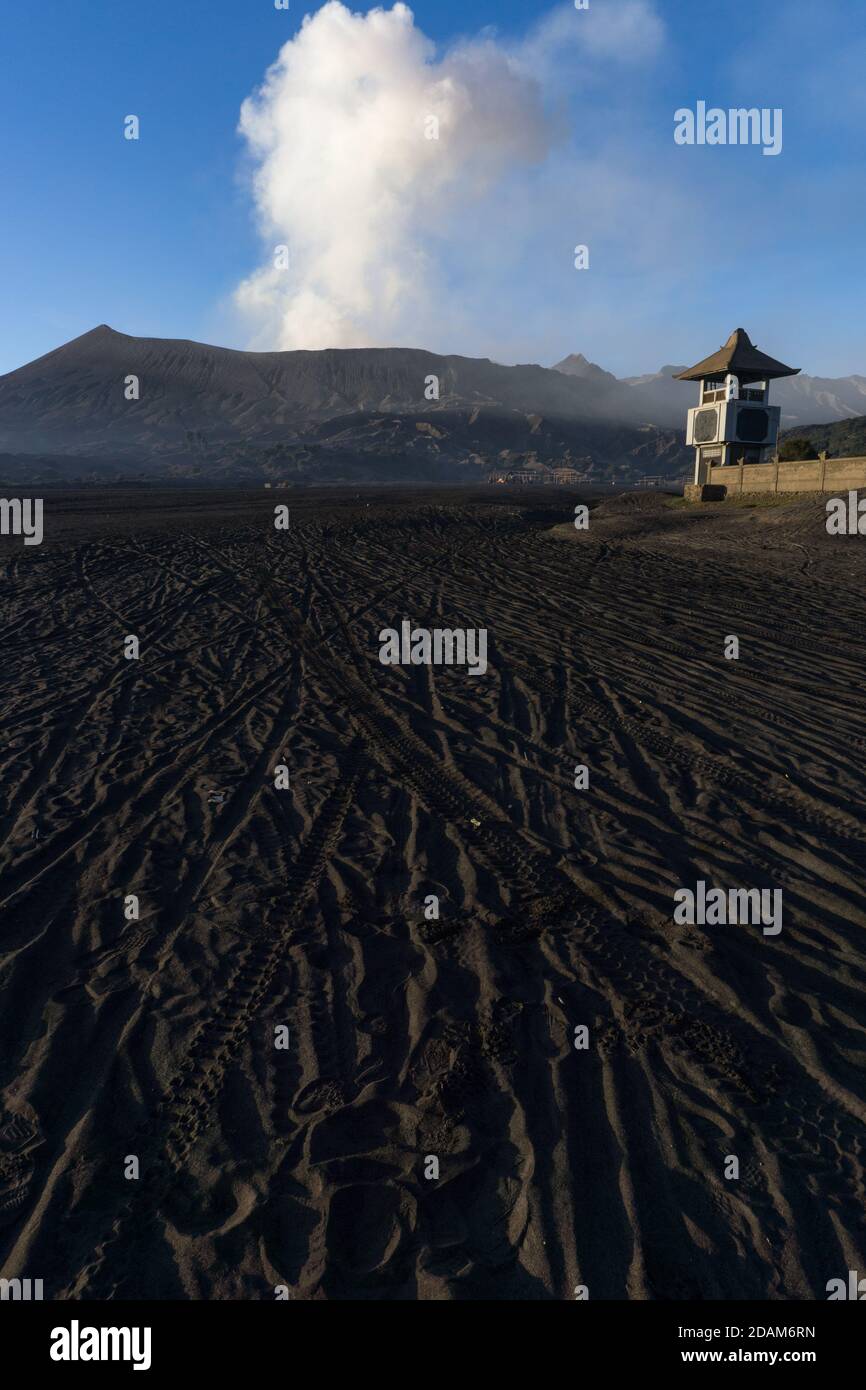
701,377,726,402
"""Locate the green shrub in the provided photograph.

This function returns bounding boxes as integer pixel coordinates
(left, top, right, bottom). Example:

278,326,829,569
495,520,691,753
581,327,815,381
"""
778,437,816,462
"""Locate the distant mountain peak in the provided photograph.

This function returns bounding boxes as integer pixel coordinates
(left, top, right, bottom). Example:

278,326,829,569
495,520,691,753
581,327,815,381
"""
552,353,617,385
62,324,125,347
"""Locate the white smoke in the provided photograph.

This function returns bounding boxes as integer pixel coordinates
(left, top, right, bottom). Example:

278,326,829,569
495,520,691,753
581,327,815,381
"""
233,1,664,352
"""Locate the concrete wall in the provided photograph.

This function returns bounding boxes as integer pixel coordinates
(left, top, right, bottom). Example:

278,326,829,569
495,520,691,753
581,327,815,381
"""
707,456,866,495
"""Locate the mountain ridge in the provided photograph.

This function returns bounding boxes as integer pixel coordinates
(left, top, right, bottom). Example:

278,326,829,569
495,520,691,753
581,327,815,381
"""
4,325,863,485
0,325,685,483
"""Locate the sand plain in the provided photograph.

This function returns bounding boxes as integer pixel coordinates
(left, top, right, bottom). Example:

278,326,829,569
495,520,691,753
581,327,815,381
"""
1,485,865,1300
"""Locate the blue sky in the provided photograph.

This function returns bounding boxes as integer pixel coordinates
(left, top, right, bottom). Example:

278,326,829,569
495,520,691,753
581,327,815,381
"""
2,0,865,377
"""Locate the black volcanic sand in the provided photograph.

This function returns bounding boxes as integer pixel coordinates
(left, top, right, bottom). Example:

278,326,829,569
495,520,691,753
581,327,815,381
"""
1,485,865,1300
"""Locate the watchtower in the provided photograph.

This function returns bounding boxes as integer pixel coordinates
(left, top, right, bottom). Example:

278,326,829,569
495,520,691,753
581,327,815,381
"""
675,329,799,484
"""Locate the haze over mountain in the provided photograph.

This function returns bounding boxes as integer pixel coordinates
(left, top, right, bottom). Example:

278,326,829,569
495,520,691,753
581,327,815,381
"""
555,353,866,430
2,325,862,486
0,326,687,485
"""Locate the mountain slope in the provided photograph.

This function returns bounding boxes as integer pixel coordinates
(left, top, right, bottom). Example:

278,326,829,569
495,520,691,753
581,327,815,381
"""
779,413,866,458
0,326,688,483
0,326,661,452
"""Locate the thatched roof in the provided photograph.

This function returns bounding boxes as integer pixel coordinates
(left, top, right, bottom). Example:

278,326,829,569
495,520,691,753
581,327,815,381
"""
674,328,799,382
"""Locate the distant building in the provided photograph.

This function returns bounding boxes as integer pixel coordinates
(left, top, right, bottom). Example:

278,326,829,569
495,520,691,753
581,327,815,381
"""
488,469,542,484
487,467,585,485
675,328,799,484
